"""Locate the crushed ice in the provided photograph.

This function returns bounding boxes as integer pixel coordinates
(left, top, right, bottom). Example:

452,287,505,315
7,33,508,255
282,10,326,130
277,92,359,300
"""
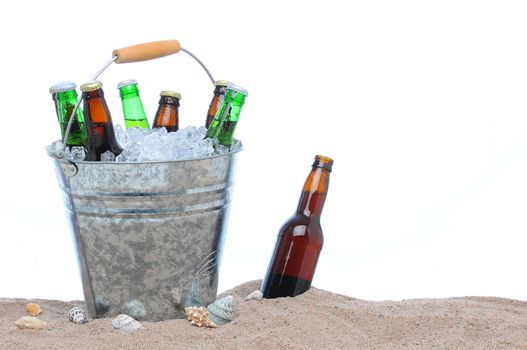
46,125,242,162
46,140,86,162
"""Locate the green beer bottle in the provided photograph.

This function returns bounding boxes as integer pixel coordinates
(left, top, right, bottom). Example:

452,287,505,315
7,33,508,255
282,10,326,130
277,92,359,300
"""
118,79,150,129
206,83,248,147
49,81,87,147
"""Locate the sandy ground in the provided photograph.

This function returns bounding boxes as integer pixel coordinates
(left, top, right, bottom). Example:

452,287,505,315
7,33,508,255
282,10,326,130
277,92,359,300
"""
1,280,526,350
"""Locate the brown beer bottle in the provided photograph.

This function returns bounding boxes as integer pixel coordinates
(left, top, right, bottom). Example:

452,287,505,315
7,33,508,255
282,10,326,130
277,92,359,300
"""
261,155,334,298
205,80,230,128
80,80,123,161
152,91,181,132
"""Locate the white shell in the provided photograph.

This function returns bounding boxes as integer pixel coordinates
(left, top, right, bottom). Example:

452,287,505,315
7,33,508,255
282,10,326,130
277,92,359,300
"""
112,314,142,332
14,316,47,330
245,290,263,301
68,306,88,324
206,295,235,325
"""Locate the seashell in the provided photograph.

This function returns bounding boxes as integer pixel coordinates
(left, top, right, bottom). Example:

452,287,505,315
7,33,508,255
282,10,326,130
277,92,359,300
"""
184,306,217,328
126,300,146,320
112,314,142,332
14,316,47,330
26,303,42,316
244,290,263,301
68,306,88,324
206,295,235,326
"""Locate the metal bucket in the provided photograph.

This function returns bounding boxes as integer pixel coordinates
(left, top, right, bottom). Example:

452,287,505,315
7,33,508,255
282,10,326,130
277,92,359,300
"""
53,151,240,321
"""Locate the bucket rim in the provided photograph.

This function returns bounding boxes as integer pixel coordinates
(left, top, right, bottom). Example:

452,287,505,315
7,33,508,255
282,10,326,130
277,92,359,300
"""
52,145,243,165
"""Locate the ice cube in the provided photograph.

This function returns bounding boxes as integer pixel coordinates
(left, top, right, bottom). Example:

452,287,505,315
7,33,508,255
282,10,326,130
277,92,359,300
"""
214,142,230,155
101,150,116,162
115,124,126,145
69,147,86,161
46,140,66,159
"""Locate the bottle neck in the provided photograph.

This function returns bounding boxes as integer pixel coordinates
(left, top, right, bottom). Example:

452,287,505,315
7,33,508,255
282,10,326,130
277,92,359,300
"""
55,90,78,104
296,166,331,219
55,90,82,122
119,84,140,99
84,89,111,123
214,85,228,96
159,96,180,106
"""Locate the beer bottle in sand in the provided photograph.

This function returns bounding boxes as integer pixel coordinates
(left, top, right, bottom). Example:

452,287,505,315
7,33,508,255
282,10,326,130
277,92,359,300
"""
262,155,334,298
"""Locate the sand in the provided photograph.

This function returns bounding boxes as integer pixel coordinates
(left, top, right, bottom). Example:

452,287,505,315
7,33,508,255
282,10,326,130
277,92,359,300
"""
1,280,526,350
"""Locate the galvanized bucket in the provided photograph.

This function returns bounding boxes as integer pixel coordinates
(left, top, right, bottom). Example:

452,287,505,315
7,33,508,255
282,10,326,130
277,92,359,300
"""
53,153,239,321
50,40,242,321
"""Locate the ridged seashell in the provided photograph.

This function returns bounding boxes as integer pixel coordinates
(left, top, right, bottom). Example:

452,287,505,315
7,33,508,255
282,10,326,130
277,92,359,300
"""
26,303,42,316
68,307,88,324
14,316,47,330
184,306,217,328
112,314,142,332
244,290,263,301
206,295,235,326
126,300,146,320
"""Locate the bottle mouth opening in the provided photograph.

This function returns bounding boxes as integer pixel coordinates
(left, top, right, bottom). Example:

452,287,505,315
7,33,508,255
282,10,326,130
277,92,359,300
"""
313,155,334,171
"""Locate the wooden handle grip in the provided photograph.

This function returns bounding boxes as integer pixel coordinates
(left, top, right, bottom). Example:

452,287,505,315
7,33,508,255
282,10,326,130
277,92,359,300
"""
112,40,181,64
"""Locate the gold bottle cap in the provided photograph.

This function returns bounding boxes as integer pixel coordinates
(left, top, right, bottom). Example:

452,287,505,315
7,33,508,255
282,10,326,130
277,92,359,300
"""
160,91,181,99
215,80,231,87
49,81,76,94
80,80,103,92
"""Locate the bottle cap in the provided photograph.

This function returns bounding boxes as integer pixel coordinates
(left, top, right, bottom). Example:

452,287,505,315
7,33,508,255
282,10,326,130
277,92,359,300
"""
215,80,230,87
80,80,103,92
160,91,181,99
117,79,138,89
49,81,77,94
227,83,248,97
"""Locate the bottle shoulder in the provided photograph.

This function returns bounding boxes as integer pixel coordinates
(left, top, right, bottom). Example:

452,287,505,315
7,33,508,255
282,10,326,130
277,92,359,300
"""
279,214,323,241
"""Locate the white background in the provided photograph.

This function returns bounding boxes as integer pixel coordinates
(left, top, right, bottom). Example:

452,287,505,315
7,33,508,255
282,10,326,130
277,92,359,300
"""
0,0,526,302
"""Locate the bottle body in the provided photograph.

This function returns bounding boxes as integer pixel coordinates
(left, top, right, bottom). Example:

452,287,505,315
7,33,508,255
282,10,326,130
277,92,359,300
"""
50,82,87,147
205,80,230,128
206,83,248,148
118,80,149,129
153,91,180,132
81,81,123,161
261,155,333,298
262,214,323,298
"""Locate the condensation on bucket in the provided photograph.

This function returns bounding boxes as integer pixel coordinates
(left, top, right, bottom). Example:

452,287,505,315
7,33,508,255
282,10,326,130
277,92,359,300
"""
53,151,240,321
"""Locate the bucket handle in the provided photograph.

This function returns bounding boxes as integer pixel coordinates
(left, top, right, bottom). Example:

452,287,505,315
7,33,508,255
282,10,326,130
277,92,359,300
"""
112,40,215,84
60,39,216,159
113,40,182,64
